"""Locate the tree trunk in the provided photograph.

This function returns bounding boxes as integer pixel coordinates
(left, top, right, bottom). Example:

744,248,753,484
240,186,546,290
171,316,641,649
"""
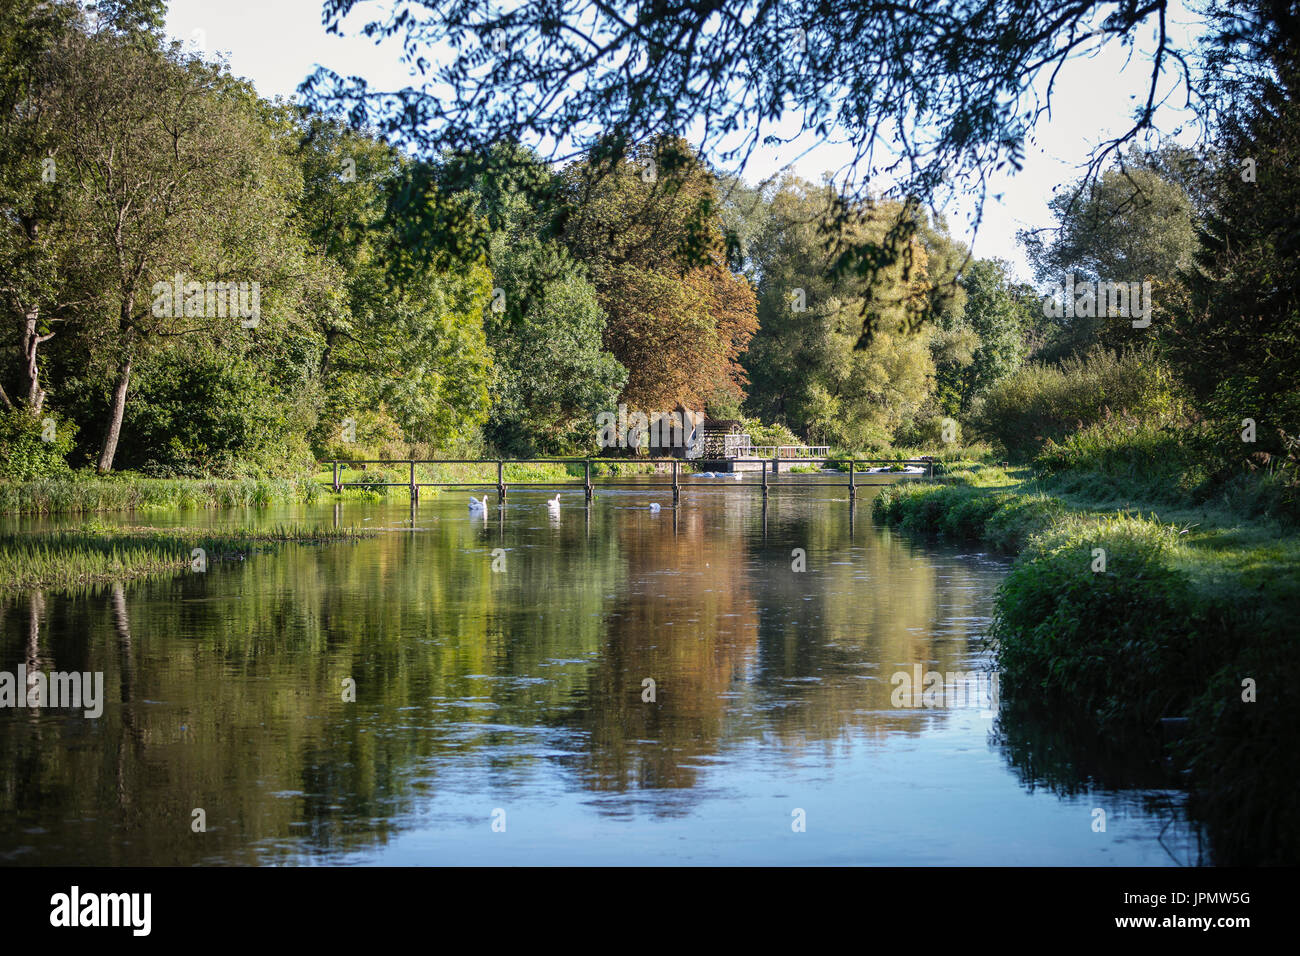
97,340,134,474
19,305,49,417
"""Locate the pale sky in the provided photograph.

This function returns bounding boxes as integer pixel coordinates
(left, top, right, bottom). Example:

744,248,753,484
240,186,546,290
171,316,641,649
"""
163,0,1208,281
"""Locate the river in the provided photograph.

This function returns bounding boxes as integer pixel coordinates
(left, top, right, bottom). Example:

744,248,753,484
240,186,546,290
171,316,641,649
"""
0,478,1202,864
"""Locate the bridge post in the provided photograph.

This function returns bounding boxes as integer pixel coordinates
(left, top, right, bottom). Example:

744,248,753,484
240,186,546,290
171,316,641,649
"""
497,460,506,502
848,460,856,500
409,460,417,503
772,453,780,475
332,460,340,493
584,460,593,501
762,459,769,498
672,459,679,504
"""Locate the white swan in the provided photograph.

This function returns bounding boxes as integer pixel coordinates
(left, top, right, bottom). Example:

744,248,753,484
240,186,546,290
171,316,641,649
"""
546,494,561,515
468,495,488,515
649,502,661,513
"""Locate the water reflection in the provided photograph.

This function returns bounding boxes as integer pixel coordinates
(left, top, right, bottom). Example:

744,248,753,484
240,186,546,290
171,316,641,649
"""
0,484,1201,864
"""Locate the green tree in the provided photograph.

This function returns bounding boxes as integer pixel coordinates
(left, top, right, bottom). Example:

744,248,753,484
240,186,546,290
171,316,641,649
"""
87,0,166,36
441,145,625,455
743,177,935,448
295,122,494,454
1164,0,1300,493
1020,148,1200,359
310,0,1210,344
933,259,1031,415
43,31,310,472
0,0,80,417
115,342,315,476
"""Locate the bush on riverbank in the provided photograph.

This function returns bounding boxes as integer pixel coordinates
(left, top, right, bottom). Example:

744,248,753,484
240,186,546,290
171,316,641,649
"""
1033,411,1204,499
970,347,1181,459
1033,409,1300,524
992,514,1210,729
0,409,76,481
872,482,1064,552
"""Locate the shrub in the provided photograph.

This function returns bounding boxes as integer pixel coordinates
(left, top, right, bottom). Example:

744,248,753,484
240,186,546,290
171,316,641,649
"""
1034,409,1204,499
741,418,802,449
893,413,961,451
0,409,75,480
120,349,316,478
991,514,1208,730
1213,467,1300,523
970,346,1180,459
872,483,1062,551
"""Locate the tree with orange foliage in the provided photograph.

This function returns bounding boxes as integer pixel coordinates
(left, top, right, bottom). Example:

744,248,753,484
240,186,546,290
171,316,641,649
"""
561,139,757,414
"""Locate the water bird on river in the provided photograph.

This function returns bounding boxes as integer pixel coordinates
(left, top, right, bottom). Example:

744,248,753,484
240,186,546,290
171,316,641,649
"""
468,495,488,515
546,494,561,516
649,503,661,512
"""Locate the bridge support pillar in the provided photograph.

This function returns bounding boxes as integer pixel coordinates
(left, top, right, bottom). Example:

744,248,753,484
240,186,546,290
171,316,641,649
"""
585,460,593,501
672,459,679,504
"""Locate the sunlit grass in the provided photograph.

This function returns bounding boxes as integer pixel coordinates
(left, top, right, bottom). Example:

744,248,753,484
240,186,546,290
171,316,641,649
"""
0,475,318,515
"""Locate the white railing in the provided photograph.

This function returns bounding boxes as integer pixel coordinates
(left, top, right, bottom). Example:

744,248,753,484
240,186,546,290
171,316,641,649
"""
731,444,832,458
780,445,830,458
723,433,753,457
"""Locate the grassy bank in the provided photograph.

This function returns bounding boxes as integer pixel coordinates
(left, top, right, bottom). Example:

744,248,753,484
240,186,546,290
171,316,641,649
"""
873,467,1300,864
0,475,324,515
0,524,371,591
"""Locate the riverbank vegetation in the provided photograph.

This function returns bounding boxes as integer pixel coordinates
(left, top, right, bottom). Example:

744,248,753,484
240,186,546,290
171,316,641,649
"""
874,452,1300,863
0,474,320,516
0,523,370,591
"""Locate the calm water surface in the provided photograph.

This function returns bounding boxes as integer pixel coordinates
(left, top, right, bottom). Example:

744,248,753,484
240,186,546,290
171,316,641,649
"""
0,480,1202,864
